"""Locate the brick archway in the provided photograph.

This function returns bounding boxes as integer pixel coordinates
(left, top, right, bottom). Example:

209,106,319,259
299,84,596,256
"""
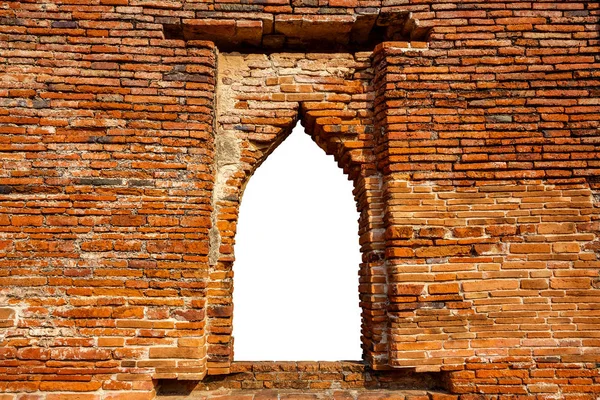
205,50,390,374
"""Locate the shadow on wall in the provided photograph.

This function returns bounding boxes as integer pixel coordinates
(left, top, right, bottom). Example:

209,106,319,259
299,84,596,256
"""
156,361,447,395
163,11,431,52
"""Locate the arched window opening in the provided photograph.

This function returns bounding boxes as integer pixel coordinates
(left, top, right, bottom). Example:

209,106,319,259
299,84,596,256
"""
232,124,362,361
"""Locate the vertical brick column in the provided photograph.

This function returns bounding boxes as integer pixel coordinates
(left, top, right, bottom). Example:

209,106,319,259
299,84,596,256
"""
0,34,217,395
373,42,444,371
371,26,600,380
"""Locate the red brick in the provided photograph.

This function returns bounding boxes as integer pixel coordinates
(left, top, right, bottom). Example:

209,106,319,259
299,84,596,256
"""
11,216,43,226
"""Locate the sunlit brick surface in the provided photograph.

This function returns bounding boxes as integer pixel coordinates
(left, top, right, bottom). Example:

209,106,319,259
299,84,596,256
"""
1,0,599,399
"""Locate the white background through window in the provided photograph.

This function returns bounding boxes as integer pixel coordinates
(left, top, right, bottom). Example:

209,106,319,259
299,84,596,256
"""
232,124,362,361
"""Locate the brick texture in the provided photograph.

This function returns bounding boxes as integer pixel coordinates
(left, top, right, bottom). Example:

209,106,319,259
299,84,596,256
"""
1,0,599,399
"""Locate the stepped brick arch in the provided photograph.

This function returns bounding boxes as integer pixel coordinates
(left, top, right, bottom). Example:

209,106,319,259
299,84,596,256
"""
207,49,389,373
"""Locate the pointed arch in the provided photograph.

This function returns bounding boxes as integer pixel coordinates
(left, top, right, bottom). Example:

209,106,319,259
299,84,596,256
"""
232,123,362,360
205,51,387,373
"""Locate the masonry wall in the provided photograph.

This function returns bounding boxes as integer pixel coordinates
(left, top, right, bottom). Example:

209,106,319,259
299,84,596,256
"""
0,0,599,399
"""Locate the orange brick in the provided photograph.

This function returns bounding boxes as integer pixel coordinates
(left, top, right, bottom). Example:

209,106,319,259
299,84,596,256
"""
103,393,155,400
428,283,460,294
553,242,580,253
111,215,146,227
415,246,471,257
46,395,101,400
510,243,551,254
521,279,549,290
38,382,102,391
462,279,519,292
11,215,43,226
538,223,576,234
550,278,591,289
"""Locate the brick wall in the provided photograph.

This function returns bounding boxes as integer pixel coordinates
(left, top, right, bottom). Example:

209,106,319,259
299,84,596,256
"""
0,0,599,399
159,361,442,392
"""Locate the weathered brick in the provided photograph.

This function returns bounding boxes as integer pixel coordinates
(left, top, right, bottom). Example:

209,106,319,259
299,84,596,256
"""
521,279,549,290
462,280,519,292
39,382,102,392
111,215,147,227
1,4,599,398
11,215,43,226
428,283,460,295
538,223,576,234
